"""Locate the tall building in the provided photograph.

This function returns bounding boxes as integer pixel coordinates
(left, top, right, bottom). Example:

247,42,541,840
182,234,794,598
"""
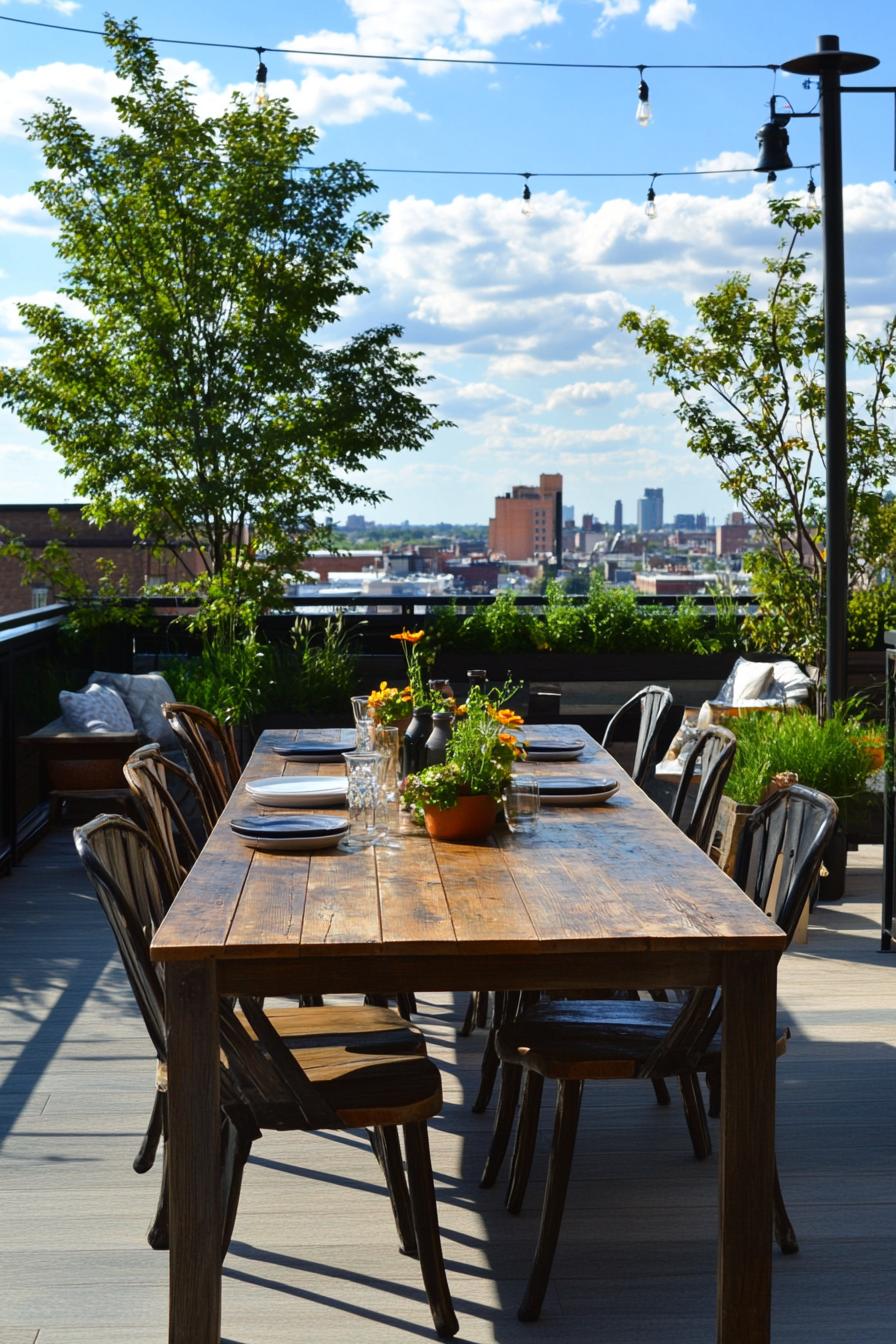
488,473,562,560
636,487,663,533
613,499,623,530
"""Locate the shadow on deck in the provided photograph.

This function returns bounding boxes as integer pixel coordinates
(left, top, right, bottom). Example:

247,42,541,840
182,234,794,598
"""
1,831,894,1343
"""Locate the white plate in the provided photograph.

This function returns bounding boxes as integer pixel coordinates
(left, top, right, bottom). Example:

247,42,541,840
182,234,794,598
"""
246,776,347,807
236,830,346,853
541,784,619,806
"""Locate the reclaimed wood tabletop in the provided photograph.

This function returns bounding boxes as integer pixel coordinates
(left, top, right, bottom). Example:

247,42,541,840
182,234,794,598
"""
152,725,785,1344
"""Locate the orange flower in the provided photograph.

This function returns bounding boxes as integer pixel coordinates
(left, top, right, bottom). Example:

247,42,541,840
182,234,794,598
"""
454,703,468,717
390,629,425,644
488,706,524,727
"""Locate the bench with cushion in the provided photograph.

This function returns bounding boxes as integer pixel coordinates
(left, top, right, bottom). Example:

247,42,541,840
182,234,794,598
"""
21,671,180,820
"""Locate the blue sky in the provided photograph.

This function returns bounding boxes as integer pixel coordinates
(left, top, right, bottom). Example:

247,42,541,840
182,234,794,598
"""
2,0,896,525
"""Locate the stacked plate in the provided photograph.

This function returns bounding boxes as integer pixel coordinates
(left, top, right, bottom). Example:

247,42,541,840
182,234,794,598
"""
231,814,349,853
537,775,619,806
246,776,348,808
519,737,586,762
273,739,354,763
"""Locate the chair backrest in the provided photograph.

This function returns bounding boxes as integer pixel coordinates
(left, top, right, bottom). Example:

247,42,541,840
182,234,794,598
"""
74,815,171,1059
668,725,737,854
73,813,339,1128
161,702,241,821
603,685,674,788
638,783,837,1078
733,783,838,946
124,743,212,885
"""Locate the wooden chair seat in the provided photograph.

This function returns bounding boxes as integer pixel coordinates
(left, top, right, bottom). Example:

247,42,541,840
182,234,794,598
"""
498,997,790,1081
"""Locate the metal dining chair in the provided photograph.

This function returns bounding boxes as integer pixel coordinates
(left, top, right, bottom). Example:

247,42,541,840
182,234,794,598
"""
602,684,675,788
123,741,213,886
668,724,737,853
74,814,459,1337
491,783,838,1322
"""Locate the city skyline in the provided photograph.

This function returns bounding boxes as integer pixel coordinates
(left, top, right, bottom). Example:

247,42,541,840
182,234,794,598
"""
2,2,895,522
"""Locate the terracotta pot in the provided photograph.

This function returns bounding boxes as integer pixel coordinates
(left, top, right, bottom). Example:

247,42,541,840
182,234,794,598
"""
423,794,498,842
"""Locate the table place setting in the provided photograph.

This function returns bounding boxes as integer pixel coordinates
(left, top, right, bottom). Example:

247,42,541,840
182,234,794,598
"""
229,813,349,852
245,775,348,807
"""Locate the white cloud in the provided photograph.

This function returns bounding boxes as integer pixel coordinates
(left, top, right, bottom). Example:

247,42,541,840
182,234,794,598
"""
543,379,637,410
645,0,696,31
693,150,757,182
0,62,126,138
0,0,80,14
0,192,54,236
594,1,641,34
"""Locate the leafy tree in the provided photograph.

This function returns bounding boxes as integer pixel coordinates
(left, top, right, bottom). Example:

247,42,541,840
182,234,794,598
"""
621,198,896,667
0,17,444,623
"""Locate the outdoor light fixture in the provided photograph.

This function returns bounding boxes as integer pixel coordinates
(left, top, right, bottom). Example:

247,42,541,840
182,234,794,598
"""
255,48,268,105
645,178,658,219
754,100,793,176
521,175,533,215
636,67,652,125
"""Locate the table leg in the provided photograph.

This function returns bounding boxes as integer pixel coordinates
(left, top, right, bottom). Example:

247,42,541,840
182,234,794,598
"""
166,959,222,1344
717,951,777,1344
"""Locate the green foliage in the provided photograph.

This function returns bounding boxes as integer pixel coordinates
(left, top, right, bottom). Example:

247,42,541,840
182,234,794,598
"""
418,578,744,657
0,17,445,618
278,615,358,716
0,508,154,644
165,634,271,726
723,709,879,808
401,682,522,813
621,197,896,671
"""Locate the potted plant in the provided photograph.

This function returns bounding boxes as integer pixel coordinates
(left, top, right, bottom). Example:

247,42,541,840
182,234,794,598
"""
718,708,883,897
402,684,525,842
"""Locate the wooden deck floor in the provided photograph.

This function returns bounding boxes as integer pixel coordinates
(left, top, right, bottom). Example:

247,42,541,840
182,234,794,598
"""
1,830,894,1344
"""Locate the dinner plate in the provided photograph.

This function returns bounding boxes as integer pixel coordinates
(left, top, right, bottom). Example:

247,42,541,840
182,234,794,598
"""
246,776,348,807
540,782,619,806
522,746,585,761
273,740,354,761
537,776,618,795
518,737,586,753
231,813,349,852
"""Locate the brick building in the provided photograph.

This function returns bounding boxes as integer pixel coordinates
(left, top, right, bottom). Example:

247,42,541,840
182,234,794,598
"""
0,504,187,616
488,473,562,561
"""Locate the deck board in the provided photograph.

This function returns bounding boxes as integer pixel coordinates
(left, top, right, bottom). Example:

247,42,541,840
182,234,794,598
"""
0,831,894,1342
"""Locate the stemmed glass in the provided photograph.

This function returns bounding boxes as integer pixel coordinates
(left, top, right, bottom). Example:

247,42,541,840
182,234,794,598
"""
372,725,402,848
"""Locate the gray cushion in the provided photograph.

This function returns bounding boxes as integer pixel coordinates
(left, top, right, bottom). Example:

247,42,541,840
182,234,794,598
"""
717,657,813,708
89,671,178,750
59,682,134,734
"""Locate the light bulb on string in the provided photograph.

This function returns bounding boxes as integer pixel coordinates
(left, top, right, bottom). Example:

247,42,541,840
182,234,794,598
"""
767,171,777,184
636,67,652,126
644,177,658,221
255,48,268,106
807,171,817,205
521,175,532,217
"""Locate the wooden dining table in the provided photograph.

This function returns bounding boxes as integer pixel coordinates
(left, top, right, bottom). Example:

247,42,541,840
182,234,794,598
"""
151,724,787,1344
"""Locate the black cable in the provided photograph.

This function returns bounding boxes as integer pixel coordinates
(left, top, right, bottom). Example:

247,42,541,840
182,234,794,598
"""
0,14,780,72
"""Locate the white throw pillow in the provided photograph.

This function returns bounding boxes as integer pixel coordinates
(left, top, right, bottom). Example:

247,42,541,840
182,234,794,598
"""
768,659,814,704
730,660,776,703
59,682,135,734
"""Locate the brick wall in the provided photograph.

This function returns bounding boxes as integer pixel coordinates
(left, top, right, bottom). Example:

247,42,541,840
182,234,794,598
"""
0,504,184,616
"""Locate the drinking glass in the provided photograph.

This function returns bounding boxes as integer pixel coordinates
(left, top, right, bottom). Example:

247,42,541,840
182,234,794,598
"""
502,773,540,835
350,695,371,729
373,726,402,847
355,715,378,750
341,751,383,852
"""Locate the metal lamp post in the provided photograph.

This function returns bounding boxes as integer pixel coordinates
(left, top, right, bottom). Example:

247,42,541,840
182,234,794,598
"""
768,36,881,712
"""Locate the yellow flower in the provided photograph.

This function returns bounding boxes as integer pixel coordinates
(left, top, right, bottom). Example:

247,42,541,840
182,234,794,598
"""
390,629,425,644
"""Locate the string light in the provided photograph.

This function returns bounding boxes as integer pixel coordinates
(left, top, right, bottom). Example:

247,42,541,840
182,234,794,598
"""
636,67,652,126
0,15,781,73
521,175,532,217
807,171,817,197
254,48,268,106
645,175,658,219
